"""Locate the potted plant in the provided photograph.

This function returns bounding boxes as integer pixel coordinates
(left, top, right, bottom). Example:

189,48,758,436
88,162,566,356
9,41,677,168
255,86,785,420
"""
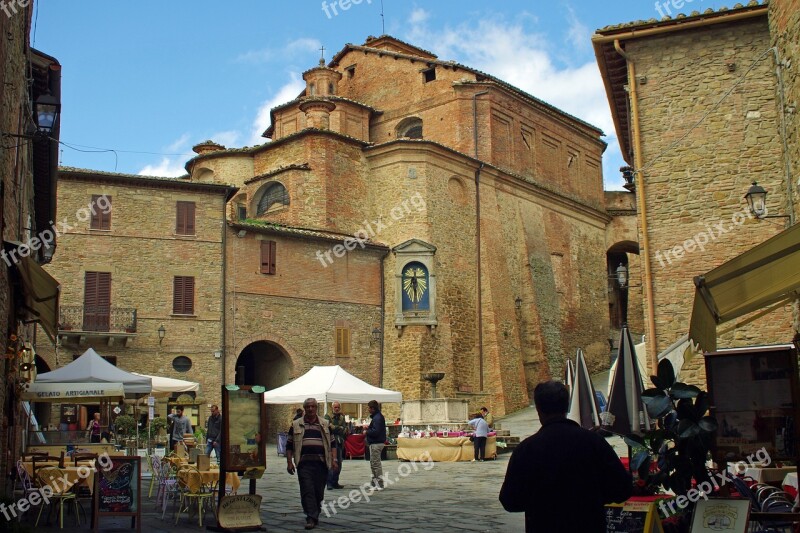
151,416,168,447
114,414,137,445
625,360,718,528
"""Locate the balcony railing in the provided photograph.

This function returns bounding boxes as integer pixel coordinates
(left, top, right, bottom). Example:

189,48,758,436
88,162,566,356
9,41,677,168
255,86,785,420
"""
59,305,137,333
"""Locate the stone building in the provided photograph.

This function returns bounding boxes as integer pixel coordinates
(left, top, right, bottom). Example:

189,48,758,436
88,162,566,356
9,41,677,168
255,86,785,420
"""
41,35,627,433
594,0,799,384
33,169,236,428
0,1,62,493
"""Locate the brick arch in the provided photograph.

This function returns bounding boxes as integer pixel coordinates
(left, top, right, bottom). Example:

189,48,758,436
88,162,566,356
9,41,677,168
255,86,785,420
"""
229,332,300,377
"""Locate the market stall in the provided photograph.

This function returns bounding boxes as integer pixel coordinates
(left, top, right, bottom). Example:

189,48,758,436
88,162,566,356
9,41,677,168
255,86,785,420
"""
396,435,496,462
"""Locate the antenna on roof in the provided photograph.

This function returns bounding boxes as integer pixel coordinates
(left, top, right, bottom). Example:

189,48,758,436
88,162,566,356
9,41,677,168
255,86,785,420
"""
380,0,385,34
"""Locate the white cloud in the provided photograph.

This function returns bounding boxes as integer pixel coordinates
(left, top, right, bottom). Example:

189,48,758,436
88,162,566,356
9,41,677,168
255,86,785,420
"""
564,6,591,52
405,14,627,189
210,130,241,148
166,133,190,153
248,74,306,146
138,157,187,177
409,8,429,25
237,38,322,64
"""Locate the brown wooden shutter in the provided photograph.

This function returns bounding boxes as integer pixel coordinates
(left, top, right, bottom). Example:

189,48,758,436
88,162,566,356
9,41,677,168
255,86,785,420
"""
176,201,196,235
173,276,195,314
84,271,111,331
260,240,276,275
335,327,350,356
90,195,112,230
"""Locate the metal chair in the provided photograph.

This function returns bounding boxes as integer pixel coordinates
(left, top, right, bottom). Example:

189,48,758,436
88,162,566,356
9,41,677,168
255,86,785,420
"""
35,466,81,528
174,465,215,526
159,460,180,520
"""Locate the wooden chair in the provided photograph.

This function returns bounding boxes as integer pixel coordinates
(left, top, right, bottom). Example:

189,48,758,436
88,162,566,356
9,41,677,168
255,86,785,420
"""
32,454,63,477
175,465,215,526
35,466,81,528
72,451,98,466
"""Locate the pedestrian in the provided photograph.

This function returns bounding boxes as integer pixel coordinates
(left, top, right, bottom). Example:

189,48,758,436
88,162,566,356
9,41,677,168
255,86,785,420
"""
286,398,338,530
167,406,193,455
480,406,494,429
205,404,222,461
467,412,489,461
294,408,304,420
363,399,386,489
324,401,348,489
87,412,102,443
499,380,632,532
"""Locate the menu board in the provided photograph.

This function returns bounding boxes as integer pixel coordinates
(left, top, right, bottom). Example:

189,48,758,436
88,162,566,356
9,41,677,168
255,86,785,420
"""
605,500,663,533
93,455,141,532
222,386,267,472
706,345,800,462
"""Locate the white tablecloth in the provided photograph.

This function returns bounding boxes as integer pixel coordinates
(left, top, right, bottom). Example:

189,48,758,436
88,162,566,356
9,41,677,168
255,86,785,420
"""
728,463,796,484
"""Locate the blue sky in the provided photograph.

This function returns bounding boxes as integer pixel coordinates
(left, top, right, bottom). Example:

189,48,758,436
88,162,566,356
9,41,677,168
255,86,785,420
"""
33,0,734,190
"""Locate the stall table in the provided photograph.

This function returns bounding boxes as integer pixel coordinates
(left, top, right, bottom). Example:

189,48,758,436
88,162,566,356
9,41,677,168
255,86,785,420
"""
783,472,798,498
177,467,241,494
728,463,796,484
396,436,496,462
26,463,96,494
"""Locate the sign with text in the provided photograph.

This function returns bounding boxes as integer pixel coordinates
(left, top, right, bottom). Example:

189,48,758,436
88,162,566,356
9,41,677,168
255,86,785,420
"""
221,386,267,472
606,500,663,533
93,455,141,533
218,494,263,529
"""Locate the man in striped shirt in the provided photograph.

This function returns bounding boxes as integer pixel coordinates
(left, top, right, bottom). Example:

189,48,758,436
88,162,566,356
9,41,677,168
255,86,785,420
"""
286,398,338,530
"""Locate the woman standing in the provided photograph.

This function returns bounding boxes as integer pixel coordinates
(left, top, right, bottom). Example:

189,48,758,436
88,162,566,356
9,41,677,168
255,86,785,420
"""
87,412,102,443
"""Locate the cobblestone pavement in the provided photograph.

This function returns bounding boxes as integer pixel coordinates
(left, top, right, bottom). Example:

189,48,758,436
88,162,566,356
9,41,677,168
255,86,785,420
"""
19,371,626,532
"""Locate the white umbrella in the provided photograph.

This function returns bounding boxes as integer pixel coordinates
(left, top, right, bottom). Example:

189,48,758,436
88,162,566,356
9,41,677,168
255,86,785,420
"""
603,324,651,435
564,358,575,394
567,349,601,429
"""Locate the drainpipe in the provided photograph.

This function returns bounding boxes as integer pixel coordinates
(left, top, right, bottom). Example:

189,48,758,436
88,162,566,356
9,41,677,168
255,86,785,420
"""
473,90,488,391
614,40,659,372
771,47,795,227
379,250,389,387
221,197,228,386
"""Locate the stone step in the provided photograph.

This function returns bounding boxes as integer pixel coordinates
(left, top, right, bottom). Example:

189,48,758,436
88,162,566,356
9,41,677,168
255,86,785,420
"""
493,429,511,436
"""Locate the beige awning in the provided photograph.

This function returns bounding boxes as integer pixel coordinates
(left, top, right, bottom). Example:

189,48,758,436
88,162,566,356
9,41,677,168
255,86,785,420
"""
689,222,800,352
21,381,125,402
15,254,60,341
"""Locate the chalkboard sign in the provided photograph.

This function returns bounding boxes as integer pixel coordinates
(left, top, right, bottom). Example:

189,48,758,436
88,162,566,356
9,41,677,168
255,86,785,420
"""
606,500,663,533
93,455,141,533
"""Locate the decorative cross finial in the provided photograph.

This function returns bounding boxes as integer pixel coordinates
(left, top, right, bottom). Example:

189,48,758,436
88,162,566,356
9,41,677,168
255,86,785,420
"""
319,45,326,66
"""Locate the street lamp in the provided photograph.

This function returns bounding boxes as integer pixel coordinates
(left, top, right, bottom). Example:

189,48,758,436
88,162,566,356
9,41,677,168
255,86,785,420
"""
158,324,166,344
745,181,791,220
612,263,628,288
621,166,635,192
371,327,381,343
2,93,60,138
514,296,522,310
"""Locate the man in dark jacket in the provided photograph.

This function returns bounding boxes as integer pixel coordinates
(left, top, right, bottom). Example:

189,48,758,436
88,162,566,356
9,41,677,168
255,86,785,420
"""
205,404,222,460
363,399,386,489
499,380,632,532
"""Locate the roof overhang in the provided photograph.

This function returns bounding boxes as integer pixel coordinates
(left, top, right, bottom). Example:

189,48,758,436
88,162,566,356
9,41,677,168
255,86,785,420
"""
21,381,125,402
7,246,60,342
689,222,800,352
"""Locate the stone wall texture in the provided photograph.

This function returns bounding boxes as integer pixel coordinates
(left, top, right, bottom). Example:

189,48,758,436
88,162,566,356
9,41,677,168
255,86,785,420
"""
624,14,795,385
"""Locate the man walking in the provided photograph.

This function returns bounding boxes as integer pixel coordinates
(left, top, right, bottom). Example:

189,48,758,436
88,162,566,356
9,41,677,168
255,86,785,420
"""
499,381,631,532
286,398,338,530
363,399,386,489
324,401,348,489
168,406,193,455
205,404,222,461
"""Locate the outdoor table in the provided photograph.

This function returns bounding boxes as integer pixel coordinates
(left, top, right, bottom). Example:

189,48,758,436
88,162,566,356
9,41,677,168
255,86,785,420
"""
783,472,798,498
177,467,240,494
344,434,366,459
33,464,95,495
396,436,496,462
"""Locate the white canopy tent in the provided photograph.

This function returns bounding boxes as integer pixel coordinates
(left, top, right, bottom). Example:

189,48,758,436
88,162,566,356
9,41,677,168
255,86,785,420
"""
263,365,402,405
131,372,199,398
35,348,152,396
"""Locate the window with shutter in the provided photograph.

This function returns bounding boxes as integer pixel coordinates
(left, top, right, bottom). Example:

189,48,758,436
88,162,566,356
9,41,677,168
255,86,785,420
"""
176,201,196,235
173,276,195,315
90,195,112,230
260,240,276,275
83,271,111,331
335,327,350,356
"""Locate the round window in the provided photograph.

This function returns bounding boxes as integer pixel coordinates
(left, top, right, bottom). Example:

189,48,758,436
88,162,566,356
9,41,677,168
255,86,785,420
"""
172,356,192,372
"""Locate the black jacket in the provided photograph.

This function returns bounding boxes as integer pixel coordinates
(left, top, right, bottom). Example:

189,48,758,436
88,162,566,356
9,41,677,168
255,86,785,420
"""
365,410,386,445
499,417,632,532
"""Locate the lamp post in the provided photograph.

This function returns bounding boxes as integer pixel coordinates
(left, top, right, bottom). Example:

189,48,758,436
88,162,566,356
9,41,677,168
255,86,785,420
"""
158,324,166,345
2,92,60,138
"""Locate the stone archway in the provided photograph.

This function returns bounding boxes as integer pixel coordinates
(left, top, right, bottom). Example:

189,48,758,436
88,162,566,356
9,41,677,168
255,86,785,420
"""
233,340,294,443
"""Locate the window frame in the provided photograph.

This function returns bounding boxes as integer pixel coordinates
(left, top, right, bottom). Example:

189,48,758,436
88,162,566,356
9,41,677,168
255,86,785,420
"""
335,327,351,357
260,240,276,275
172,275,195,315
175,201,196,235
89,195,112,230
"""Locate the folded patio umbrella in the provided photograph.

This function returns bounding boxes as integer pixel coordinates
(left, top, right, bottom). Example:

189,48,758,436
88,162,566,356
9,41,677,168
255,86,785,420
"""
567,349,601,429
563,358,575,394
602,324,651,435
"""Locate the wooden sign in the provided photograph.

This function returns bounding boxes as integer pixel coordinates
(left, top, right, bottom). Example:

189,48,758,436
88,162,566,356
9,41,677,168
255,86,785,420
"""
93,455,141,532
690,498,750,533
221,386,267,473
606,500,663,533
217,494,263,529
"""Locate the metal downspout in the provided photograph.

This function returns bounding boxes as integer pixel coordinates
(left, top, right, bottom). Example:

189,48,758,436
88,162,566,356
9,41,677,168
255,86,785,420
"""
614,39,659,372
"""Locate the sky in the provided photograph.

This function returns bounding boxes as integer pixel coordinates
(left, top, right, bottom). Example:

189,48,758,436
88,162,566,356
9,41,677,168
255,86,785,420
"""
32,0,737,191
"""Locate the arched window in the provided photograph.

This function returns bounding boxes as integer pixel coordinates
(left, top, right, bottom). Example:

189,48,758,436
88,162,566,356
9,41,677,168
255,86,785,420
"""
396,117,423,139
401,262,430,312
257,182,289,215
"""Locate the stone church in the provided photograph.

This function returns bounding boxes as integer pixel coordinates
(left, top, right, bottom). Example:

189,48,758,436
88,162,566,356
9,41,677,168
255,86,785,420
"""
38,36,635,431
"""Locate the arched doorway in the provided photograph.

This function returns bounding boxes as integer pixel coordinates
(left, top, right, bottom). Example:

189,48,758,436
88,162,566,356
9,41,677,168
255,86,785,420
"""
234,341,293,442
